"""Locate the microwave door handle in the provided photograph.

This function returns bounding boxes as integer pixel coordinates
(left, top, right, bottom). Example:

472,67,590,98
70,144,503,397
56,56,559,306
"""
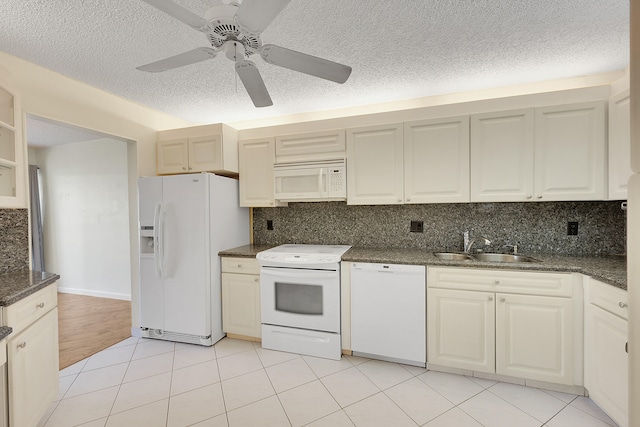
319,169,327,197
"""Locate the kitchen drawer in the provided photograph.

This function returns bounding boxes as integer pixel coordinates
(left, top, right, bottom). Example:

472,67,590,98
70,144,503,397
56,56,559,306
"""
588,279,628,320
221,257,260,275
3,284,58,335
427,267,573,297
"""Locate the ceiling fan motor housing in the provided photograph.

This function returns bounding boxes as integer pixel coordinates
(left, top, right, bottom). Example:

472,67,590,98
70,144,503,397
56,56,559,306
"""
204,5,260,56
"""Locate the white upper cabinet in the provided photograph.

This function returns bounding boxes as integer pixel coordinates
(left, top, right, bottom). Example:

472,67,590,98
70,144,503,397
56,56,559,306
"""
404,116,470,203
0,79,25,208
157,138,189,174
239,137,283,207
534,101,606,201
347,123,404,205
470,109,535,202
608,90,632,200
157,124,238,176
471,102,605,202
275,129,345,163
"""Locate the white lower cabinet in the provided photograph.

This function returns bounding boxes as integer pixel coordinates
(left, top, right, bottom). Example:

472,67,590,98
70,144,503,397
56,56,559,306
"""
496,293,573,384
427,288,495,372
2,283,59,427
585,279,628,427
427,267,579,386
221,257,261,340
7,309,59,427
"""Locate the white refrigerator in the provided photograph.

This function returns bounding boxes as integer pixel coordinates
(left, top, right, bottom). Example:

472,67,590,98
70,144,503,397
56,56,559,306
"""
138,173,249,346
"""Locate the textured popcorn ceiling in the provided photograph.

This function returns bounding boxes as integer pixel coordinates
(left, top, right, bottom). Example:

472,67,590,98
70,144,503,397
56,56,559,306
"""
0,0,630,125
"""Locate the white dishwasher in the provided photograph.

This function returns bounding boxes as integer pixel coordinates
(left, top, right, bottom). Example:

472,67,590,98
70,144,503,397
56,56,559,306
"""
350,262,426,367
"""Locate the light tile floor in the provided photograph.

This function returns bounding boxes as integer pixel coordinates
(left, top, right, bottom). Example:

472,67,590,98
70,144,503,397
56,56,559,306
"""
39,337,619,427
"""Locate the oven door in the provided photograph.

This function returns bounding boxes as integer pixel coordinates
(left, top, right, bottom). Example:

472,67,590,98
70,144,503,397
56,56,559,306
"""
260,266,340,333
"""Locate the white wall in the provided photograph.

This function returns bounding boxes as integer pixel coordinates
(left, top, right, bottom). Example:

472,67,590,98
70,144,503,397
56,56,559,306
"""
0,51,193,330
34,138,132,300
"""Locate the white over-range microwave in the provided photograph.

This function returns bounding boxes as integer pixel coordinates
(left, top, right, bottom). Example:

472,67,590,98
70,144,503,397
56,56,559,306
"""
274,159,346,202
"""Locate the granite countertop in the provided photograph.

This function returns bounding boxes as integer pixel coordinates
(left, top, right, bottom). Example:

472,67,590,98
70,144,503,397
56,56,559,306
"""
0,270,61,306
0,326,12,341
342,248,627,290
218,244,276,258
220,244,627,290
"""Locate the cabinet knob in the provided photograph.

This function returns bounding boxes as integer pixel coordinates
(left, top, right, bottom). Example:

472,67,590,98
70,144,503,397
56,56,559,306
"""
619,302,628,309
407,198,411,202
237,264,242,268
17,342,26,349
398,199,402,203
182,167,187,170
500,297,506,302
254,278,259,283
494,280,500,285
36,302,45,309
189,167,193,170
536,195,543,199
527,195,532,199
488,296,493,301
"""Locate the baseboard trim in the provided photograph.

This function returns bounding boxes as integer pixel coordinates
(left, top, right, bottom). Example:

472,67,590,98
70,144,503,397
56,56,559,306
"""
57,287,131,301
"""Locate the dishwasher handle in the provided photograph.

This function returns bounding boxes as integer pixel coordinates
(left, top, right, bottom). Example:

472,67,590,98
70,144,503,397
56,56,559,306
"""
351,262,425,275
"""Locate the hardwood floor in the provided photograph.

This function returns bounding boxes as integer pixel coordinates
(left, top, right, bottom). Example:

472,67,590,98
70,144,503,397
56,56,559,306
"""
57,292,132,370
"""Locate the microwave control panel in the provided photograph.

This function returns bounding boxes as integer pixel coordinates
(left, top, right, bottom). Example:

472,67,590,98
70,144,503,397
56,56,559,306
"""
329,168,346,195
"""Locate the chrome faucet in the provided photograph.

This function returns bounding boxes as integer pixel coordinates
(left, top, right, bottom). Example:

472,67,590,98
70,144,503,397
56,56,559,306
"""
463,231,491,254
504,244,518,255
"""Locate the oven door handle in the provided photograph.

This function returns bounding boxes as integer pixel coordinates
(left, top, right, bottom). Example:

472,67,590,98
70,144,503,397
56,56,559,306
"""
261,269,336,281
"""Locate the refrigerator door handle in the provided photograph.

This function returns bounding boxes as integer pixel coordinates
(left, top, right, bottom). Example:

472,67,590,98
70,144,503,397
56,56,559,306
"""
158,205,166,278
153,203,163,278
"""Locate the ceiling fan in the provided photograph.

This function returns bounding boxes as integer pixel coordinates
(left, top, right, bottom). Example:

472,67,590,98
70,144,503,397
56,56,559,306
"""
137,0,353,107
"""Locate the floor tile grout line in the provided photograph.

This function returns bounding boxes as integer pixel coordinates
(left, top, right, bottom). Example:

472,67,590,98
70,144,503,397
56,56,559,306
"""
484,383,570,424
568,398,619,426
483,386,563,425
540,399,575,427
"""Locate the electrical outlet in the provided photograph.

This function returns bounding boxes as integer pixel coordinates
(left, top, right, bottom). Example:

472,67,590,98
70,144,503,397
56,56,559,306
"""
267,220,274,231
410,220,424,233
567,221,578,235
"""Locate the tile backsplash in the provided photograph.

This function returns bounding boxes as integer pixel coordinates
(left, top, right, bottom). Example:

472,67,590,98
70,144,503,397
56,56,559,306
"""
253,201,626,256
0,209,29,273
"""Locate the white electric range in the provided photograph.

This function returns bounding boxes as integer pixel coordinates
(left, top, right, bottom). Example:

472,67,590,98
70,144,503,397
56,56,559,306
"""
256,244,351,360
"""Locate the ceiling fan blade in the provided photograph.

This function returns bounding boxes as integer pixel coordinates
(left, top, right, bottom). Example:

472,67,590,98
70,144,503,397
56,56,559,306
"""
235,60,273,107
137,47,217,72
235,0,291,34
140,0,215,33
260,44,352,84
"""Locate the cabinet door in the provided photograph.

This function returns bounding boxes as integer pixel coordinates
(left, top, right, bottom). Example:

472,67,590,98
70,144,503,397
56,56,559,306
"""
222,273,261,338
275,129,345,162
157,138,189,175
585,304,628,427
188,135,222,172
609,90,632,200
347,123,404,205
238,137,278,207
8,308,59,427
0,80,24,208
496,293,573,385
404,116,469,203
470,109,534,202
427,288,495,373
534,102,606,201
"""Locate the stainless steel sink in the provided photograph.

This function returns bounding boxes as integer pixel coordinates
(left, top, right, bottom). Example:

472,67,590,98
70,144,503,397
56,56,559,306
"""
433,252,474,261
472,253,539,263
